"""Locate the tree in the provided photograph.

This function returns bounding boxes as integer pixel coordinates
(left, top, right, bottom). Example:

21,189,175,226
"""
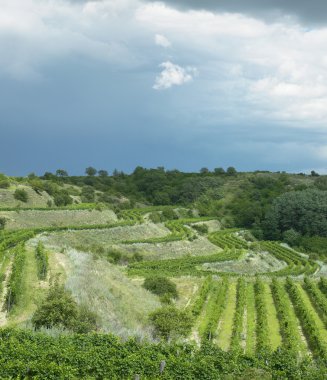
263,189,327,239
149,306,193,340
226,167,237,176
200,167,209,174
98,170,108,177
214,167,225,175
311,170,319,177
85,167,97,176
56,169,68,177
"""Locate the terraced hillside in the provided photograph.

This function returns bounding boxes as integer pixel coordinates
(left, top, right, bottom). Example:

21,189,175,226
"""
0,203,326,366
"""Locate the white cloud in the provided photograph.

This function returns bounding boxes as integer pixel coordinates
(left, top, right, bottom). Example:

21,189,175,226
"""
1,0,327,130
155,33,171,48
153,61,197,90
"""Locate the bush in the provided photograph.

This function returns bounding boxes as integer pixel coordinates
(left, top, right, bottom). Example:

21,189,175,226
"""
149,306,193,340
0,180,10,188
81,186,95,203
149,212,163,224
162,208,178,221
53,190,73,206
14,188,28,202
0,217,6,230
192,223,208,234
283,229,301,246
32,280,97,333
143,276,178,299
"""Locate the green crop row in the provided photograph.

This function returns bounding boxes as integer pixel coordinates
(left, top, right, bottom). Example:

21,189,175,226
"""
128,250,242,277
270,278,304,355
5,244,26,312
286,278,327,359
230,278,246,353
261,242,318,277
201,278,229,341
319,277,327,296
304,277,327,327
208,231,248,250
189,276,213,317
254,278,270,353
35,242,48,280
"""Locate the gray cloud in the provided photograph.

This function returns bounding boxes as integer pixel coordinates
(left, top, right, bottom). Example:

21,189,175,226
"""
151,0,327,24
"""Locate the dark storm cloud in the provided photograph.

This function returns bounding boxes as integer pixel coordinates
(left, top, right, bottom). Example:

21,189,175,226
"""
151,0,327,24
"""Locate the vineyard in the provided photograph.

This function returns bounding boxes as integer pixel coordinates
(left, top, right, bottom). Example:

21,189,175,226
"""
0,204,327,377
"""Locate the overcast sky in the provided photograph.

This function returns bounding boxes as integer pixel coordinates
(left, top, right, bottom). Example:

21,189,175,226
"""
1,0,327,175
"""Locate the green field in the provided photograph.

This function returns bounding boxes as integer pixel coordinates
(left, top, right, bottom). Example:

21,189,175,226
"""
0,200,327,378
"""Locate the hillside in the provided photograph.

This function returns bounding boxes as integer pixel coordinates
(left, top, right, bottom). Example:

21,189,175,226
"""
0,169,327,378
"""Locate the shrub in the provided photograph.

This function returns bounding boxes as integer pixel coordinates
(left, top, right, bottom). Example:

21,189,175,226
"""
283,228,301,246
53,190,73,206
162,208,178,221
32,281,97,333
192,223,208,234
14,188,28,202
0,180,10,188
0,217,6,230
149,306,193,340
143,276,178,299
149,212,163,224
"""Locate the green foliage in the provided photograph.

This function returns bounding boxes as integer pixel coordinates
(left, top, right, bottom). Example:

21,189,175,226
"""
299,235,327,260
53,190,73,206
201,278,228,341
85,167,97,176
143,276,178,299
264,189,327,239
226,166,237,176
162,208,178,220
32,280,97,333
0,179,10,188
254,278,270,353
192,223,209,234
304,277,327,327
14,188,28,202
0,217,6,230
128,250,241,277
286,277,327,358
0,329,325,379
81,186,95,203
271,278,304,354
35,241,48,280
230,278,246,352
5,244,26,311
149,306,193,340
283,228,301,246
190,276,213,317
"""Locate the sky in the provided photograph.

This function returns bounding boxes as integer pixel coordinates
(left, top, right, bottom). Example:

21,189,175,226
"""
1,0,327,175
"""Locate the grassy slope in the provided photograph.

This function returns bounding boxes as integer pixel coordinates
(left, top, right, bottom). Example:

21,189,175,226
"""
62,249,160,340
0,209,117,230
0,187,53,208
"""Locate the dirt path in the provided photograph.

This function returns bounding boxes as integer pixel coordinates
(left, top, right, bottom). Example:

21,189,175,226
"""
0,259,13,326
